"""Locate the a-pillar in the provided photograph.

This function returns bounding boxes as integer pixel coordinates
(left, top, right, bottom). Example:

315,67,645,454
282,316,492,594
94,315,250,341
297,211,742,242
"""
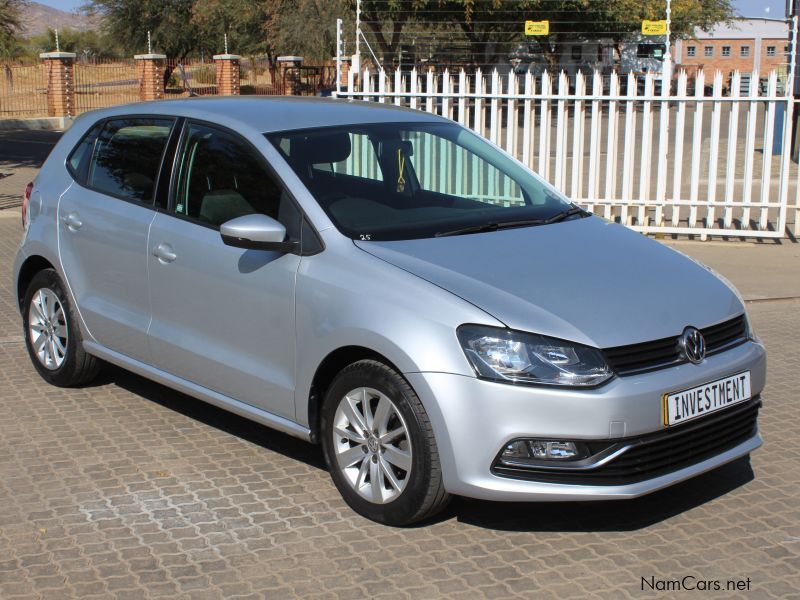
214,54,241,95
40,52,76,117
135,53,166,101
277,56,303,95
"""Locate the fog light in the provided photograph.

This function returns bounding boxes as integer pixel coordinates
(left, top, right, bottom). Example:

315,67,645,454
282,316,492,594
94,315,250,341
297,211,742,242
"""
530,440,580,460
501,439,585,462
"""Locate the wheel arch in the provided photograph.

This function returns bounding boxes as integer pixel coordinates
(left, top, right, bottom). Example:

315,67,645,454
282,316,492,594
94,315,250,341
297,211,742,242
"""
16,255,57,311
306,345,405,443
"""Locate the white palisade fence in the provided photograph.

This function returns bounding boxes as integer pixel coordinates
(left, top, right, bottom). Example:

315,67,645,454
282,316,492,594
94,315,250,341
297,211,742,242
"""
337,66,799,240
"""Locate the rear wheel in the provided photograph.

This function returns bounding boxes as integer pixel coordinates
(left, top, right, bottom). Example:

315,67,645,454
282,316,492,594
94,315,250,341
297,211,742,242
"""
23,269,101,387
321,359,450,525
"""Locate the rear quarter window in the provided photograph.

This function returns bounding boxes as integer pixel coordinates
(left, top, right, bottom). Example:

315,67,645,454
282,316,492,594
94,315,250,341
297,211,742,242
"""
66,123,103,184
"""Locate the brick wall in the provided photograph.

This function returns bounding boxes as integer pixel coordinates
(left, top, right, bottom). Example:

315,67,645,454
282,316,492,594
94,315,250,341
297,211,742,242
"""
677,37,788,80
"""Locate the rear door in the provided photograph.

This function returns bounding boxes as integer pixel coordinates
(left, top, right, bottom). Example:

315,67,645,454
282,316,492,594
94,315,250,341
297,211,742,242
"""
57,116,176,362
146,121,303,420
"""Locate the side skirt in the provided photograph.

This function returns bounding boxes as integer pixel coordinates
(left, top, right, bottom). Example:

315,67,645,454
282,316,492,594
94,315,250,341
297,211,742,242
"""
83,341,312,442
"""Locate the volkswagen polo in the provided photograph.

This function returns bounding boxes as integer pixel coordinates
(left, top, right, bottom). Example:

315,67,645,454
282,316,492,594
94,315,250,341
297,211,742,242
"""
14,97,766,525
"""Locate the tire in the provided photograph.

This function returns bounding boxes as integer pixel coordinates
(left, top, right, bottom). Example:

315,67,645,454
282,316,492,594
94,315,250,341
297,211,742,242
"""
321,359,450,526
22,269,101,387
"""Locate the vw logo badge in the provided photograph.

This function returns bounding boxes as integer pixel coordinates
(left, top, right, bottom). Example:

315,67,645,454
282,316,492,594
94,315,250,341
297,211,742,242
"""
681,327,706,364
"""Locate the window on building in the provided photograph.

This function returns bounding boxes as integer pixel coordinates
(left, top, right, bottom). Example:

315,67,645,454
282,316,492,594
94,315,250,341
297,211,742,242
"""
740,46,750,58
721,46,731,57
704,46,714,58
686,46,696,58
637,44,665,60
766,46,776,57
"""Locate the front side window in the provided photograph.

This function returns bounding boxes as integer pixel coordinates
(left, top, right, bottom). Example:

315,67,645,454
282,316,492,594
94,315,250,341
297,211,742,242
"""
172,122,295,231
268,122,574,241
740,46,750,58
766,46,776,57
87,118,174,203
704,46,714,57
686,46,696,58
721,46,731,57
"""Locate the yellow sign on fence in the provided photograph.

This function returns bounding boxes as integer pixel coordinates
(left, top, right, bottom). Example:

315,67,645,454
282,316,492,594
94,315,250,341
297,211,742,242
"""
642,20,667,35
525,20,550,36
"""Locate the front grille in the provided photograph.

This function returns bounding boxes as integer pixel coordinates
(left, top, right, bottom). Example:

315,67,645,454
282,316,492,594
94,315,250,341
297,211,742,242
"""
603,315,748,376
492,397,760,486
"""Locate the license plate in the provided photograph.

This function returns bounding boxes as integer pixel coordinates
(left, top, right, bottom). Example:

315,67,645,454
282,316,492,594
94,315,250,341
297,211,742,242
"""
663,371,751,427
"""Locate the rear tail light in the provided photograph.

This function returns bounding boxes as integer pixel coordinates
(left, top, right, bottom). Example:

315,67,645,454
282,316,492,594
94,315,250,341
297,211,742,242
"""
22,181,33,229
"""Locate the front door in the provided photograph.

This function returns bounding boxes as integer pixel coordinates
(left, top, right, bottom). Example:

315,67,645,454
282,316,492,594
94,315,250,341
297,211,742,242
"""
57,117,175,362
146,122,301,420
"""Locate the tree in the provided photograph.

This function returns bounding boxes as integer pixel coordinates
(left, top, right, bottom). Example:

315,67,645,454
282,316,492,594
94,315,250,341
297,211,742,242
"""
85,0,200,83
192,0,274,57
27,27,123,59
0,0,25,57
350,0,735,70
346,0,422,67
264,0,353,63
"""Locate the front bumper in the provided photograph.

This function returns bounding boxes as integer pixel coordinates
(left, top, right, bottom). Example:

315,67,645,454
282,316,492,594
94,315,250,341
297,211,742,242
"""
406,339,766,501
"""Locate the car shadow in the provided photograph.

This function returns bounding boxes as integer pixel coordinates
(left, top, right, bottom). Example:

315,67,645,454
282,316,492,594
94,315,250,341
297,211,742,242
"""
425,457,754,532
99,364,327,471
97,364,755,532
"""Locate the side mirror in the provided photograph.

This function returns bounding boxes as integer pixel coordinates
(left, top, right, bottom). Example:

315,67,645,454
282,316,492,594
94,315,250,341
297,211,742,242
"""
220,214,298,253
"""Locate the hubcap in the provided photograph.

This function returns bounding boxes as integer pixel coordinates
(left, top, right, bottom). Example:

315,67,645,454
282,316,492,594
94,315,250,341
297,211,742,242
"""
28,288,68,371
332,387,412,504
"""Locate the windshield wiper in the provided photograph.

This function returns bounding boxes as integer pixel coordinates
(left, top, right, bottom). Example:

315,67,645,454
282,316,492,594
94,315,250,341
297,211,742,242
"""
434,207,587,238
544,206,587,224
435,222,504,237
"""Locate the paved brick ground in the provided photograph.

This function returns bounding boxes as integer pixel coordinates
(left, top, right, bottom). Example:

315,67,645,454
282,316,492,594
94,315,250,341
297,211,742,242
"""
0,210,798,599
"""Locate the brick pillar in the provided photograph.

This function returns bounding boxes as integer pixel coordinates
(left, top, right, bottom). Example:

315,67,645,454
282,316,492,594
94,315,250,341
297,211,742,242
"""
40,52,76,117
338,57,352,89
277,56,303,95
214,54,241,95
134,53,166,101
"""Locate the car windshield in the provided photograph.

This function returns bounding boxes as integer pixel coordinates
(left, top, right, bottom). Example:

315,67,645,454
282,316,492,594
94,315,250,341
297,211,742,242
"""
266,121,575,241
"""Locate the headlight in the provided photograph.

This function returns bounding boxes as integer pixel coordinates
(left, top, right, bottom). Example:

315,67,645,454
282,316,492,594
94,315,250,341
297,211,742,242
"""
457,324,613,387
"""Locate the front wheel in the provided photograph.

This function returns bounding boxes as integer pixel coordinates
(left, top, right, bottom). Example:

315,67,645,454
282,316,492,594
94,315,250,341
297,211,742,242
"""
321,359,450,526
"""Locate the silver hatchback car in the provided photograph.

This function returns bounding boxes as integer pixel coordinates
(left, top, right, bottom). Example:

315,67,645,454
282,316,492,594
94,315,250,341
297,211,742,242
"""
14,97,765,525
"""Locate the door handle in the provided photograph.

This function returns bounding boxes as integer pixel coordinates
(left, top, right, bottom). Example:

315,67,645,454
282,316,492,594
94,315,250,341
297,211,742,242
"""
61,212,83,230
153,243,177,263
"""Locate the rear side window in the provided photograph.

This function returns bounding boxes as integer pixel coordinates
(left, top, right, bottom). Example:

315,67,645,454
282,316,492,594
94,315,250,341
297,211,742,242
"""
87,117,174,203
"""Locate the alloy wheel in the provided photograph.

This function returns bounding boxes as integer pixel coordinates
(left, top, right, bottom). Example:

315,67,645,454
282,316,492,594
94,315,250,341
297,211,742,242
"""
28,288,68,370
332,387,413,504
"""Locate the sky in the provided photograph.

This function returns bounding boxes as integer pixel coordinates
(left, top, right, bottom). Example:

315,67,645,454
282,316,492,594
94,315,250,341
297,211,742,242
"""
34,0,790,19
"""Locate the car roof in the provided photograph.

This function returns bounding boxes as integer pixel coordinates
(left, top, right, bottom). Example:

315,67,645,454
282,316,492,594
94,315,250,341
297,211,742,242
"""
77,96,449,134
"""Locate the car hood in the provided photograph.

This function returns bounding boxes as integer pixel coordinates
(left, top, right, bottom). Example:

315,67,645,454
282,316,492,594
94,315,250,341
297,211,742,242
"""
353,216,744,348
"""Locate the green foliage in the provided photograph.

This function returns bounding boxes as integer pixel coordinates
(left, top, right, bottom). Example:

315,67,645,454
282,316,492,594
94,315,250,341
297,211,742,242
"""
266,0,353,62
356,0,736,67
70,0,735,68
25,27,123,58
85,0,200,60
0,0,25,57
192,0,273,56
